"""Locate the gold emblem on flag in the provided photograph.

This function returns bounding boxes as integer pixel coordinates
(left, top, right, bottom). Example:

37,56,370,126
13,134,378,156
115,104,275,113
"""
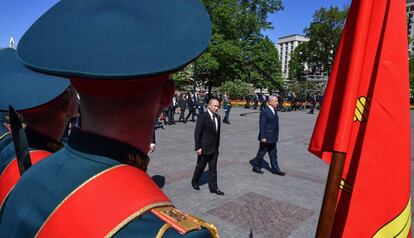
353,96,371,122
373,198,411,238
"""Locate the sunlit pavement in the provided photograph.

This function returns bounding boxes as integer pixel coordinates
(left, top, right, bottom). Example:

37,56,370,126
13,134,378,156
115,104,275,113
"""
148,107,414,238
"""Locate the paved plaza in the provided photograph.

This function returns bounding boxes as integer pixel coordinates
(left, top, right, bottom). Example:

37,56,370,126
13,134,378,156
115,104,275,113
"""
148,107,414,238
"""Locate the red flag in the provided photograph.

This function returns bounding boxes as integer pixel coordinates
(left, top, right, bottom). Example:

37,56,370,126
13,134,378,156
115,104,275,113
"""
309,0,411,237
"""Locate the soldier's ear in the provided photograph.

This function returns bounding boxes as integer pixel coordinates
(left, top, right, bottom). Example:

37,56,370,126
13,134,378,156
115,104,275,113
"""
62,87,78,118
159,80,175,107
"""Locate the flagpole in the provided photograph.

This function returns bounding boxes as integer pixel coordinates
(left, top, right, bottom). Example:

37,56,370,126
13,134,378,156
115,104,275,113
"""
315,152,346,238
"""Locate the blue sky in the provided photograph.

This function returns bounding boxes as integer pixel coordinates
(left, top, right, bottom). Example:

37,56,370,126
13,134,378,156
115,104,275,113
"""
0,0,351,47
264,0,351,43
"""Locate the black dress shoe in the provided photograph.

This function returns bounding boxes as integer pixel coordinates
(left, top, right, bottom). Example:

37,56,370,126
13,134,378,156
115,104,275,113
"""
192,182,200,190
210,189,224,195
272,170,286,176
252,167,264,174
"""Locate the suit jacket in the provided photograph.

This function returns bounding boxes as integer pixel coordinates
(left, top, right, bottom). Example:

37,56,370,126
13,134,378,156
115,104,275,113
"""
178,96,187,109
187,96,196,109
194,111,220,155
258,106,279,143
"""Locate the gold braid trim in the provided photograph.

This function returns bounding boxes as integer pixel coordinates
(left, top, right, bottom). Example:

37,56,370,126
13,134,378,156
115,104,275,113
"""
155,224,171,238
187,214,220,238
0,132,10,140
106,202,172,237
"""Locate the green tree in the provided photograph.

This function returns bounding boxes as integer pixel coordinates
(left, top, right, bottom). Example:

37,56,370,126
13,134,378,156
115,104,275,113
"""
304,5,348,74
249,37,283,93
218,80,254,99
191,0,283,95
171,64,194,90
285,42,309,99
287,42,308,81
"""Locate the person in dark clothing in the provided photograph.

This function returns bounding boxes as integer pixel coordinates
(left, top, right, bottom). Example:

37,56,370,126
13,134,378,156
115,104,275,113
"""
191,99,224,195
167,94,177,125
252,96,285,176
308,96,317,114
0,48,78,210
185,92,196,122
222,95,231,124
259,94,267,111
178,92,187,123
197,91,206,115
244,95,251,109
253,94,259,110
291,94,298,111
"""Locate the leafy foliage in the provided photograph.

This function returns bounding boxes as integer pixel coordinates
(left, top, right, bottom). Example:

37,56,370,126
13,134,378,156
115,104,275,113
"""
218,80,254,99
171,64,195,90
282,5,348,98
249,37,283,92
287,42,308,82
172,0,284,94
303,6,348,74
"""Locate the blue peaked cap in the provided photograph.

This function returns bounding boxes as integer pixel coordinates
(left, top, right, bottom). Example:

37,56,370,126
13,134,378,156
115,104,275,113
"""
0,48,70,111
17,0,212,80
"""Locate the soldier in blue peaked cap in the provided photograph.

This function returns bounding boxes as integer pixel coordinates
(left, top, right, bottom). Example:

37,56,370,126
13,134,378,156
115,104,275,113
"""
0,0,218,237
0,47,77,211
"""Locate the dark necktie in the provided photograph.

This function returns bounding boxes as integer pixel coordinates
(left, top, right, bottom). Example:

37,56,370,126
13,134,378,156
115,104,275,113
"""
212,114,217,131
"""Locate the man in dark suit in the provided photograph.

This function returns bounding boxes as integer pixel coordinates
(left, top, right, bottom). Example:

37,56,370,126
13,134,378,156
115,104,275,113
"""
191,99,224,195
178,92,187,123
185,92,196,122
167,94,177,125
252,96,285,176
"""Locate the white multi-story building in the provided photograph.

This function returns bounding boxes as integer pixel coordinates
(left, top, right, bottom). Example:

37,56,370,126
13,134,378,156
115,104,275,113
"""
407,0,414,56
276,34,309,79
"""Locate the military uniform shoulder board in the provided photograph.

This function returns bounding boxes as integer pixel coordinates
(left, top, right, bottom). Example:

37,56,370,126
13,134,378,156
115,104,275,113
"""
151,206,219,238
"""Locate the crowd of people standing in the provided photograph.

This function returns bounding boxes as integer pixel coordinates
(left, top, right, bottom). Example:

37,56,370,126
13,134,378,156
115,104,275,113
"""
159,90,232,126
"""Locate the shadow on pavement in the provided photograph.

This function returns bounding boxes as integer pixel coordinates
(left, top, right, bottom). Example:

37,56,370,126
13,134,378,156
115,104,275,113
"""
248,158,272,172
152,175,165,188
240,111,260,116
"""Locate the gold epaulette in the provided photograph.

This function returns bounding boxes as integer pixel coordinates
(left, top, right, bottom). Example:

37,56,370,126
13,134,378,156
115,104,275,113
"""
151,206,219,238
